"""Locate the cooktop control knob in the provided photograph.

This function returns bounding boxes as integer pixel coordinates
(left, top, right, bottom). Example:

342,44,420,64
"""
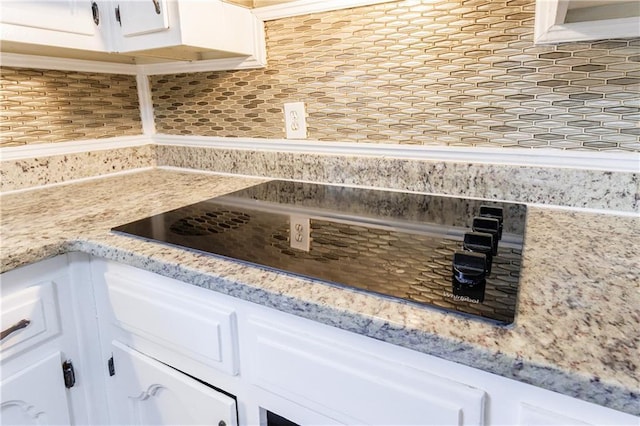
452,251,487,287
452,251,487,303
479,205,503,240
472,217,500,255
463,232,494,275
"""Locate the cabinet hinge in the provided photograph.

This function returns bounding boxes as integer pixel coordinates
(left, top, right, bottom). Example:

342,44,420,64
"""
62,360,76,388
108,356,115,376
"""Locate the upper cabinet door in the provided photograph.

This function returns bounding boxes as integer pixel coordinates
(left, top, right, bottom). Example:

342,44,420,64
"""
116,0,169,37
107,341,238,426
0,0,265,66
0,0,109,51
110,0,260,60
1,0,97,35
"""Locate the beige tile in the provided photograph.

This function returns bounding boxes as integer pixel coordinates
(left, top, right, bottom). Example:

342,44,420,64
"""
142,0,640,152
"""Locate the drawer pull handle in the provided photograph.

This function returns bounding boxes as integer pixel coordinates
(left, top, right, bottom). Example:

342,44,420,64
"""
1,319,31,340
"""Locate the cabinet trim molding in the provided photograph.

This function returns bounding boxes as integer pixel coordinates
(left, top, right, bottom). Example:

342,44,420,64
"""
0,52,138,74
137,53,266,76
252,0,400,21
0,51,267,76
534,0,640,44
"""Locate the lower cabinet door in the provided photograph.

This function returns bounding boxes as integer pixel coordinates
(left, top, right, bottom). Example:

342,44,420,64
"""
0,351,71,425
108,341,238,426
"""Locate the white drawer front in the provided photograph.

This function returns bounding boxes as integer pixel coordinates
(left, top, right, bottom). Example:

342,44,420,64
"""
104,271,238,375
0,281,60,360
246,317,486,426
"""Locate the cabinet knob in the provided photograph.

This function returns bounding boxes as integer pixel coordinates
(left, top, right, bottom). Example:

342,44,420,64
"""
91,1,99,25
152,0,161,14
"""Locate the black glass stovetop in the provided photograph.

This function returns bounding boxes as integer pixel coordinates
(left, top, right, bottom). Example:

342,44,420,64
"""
113,180,527,325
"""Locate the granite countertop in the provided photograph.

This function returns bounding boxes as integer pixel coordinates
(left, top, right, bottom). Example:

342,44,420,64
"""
1,168,638,416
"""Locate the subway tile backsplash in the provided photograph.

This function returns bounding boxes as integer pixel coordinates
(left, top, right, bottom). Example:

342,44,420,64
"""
1,67,142,147
151,0,640,152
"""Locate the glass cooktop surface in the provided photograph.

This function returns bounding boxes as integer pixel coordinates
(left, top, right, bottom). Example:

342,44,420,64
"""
113,180,527,325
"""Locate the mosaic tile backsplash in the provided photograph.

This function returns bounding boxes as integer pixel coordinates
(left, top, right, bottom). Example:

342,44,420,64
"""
1,67,142,147
151,0,640,151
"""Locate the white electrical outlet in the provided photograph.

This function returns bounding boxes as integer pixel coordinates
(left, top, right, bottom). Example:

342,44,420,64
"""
283,102,307,139
289,215,311,252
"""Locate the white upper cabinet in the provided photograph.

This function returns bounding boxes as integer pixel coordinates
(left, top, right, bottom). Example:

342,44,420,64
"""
111,0,261,61
0,0,265,65
0,0,109,52
116,0,170,38
534,0,640,44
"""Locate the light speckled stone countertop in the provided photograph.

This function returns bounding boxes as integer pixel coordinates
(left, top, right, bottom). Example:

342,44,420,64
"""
1,168,638,416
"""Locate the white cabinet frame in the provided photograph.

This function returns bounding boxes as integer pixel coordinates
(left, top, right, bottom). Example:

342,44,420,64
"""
534,0,640,44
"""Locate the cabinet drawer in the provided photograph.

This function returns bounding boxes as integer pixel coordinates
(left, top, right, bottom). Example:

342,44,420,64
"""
0,281,61,360
103,270,238,375
246,317,486,426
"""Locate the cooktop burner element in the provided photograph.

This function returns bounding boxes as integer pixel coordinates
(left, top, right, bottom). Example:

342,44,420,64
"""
113,181,527,325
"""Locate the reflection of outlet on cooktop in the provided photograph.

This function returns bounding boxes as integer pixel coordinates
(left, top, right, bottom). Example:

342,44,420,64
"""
113,180,528,325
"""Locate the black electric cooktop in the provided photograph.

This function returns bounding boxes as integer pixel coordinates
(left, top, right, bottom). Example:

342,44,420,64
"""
113,181,527,325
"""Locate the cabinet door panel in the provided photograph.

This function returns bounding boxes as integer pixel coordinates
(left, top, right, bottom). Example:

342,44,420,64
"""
103,269,238,375
117,0,169,37
246,318,486,426
0,281,61,361
108,341,237,426
515,401,639,426
0,351,71,426
519,403,589,425
1,0,97,35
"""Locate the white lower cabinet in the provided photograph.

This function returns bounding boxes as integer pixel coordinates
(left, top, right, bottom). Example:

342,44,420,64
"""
243,317,485,425
106,340,237,426
1,256,638,426
96,263,239,377
518,403,591,426
0,255,95,425
1,351,72,425
91,259,243,425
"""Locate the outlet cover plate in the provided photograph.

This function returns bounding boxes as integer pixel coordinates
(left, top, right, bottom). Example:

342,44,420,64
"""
289,215,310,251
283,102,307,139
